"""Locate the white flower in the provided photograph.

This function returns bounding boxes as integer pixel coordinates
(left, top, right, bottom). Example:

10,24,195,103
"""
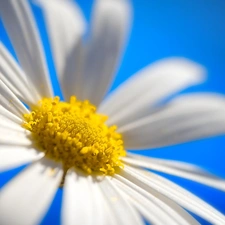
0,0,225,225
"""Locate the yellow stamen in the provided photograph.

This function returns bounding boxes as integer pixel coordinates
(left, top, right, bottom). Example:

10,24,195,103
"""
23,96,126,175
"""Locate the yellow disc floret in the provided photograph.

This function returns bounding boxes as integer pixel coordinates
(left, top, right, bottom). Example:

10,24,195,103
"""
23,96,126,175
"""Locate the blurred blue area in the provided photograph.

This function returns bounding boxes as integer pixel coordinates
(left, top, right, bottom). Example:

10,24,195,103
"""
0,0,225,224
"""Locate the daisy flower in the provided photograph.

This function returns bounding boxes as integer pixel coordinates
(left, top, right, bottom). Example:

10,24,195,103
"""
0,0,225,225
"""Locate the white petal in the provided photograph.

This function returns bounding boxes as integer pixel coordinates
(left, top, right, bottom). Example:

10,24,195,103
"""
0,115,24,131
0,105,32,146
0,127,31,146
0,79,29,118
0,146,44,172
0,0,53,98
119,94,225,149
112,179,172,225
123,166,225,225
82,0,131,106
0,43,40,104
62,170,95,225
123,153,225,191
35,0,86,101
113,184,168,225
0,105,23,124
99,58,205,127
0,158,62,225
86,176,110,225
99,177,144,225
113,174,199,225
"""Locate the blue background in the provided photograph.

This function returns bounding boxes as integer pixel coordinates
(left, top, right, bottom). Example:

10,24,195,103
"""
0,0,225,224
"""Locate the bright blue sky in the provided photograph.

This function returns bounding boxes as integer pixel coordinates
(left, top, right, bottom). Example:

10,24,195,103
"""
0,0,225,224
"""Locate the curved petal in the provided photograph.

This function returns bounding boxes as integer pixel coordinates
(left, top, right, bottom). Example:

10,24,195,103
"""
111,181,169,225
0,105,23,125
0,158,62,225
0,0,53,98
0,43,40,104
35,0,86,100
0,146,44,172
113,174,199,225
123,153,225,191
99,58,205,127
0,79,29,118
119,94,225,149
82,0,131,106
123,166,225,225
99,177,144,225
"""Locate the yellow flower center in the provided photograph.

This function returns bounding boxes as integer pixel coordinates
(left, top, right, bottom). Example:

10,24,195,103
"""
23,96,126,175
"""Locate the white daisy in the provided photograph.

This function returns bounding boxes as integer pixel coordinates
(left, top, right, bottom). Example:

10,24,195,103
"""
0,0,225,225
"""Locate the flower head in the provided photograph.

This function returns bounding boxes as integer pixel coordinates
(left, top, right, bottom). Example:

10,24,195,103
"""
0,0,225,225
23,96,125,174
